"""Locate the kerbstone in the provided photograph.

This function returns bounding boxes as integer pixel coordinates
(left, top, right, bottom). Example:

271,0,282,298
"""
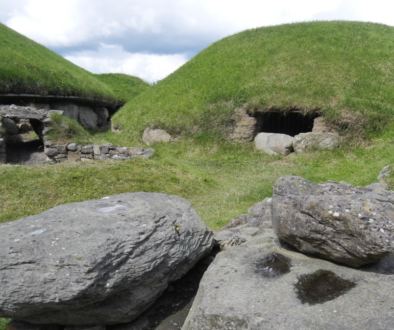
0,193,213,325
271,176,394,267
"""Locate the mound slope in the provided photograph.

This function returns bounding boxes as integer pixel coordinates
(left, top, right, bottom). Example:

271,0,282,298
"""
0,23,117,102
95,73,150,102
112,21,394,143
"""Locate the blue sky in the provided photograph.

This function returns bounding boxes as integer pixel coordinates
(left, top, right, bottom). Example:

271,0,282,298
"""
1,0,393,82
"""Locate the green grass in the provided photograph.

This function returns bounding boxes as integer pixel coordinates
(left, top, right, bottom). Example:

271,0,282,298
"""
46,113,92,144
95,73,150,102
0,318,9,330
0,23,118,102
111,21,394,145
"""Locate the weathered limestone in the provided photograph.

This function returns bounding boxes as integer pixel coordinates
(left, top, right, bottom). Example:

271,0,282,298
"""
0,193,214,325
254,132,294,155
293,132,340,154
142,128,172,145
214,198,272,250
182,229,394,330
230,108,258,142
271,176,394,267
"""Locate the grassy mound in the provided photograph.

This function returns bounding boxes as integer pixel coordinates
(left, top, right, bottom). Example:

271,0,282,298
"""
0,23,117,102
112,21,394,144
95,73,150,102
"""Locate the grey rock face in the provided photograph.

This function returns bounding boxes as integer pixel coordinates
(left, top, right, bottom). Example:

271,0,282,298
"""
293,132,340,154
214,198,272,249
52,102,79,121
271,176,394,267
183,229,394,330
254,133,294,156
142,128,172,145
378,165,392,181
95,107,109,128
78,106,98,129
0,193,214,325
2,117,19,135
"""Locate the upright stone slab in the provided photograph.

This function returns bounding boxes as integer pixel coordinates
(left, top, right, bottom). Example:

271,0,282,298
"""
271,176,394,267
0,193,214,325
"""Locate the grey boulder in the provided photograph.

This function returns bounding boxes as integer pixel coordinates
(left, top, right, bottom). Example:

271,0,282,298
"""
78,106,98,129
254,133,294,156
271,176,394,267
183,229,394,330
293,132,340,154
142,128,172,145
0,193,214,325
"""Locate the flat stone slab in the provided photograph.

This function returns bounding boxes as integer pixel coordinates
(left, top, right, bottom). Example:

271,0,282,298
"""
0,105,49,120
0,193,214,325
183,229,394,330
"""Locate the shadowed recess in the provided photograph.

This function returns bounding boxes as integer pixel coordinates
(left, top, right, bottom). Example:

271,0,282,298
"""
253,111,319,137
295,269,356,305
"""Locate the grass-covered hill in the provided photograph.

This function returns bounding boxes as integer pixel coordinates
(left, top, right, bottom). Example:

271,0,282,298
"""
0,23,117,102
95,73,150,102
112,21,394,144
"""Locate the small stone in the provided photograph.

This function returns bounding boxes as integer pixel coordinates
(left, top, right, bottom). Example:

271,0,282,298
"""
44,148,58,157
67,143,77,151
81,145,94,154
93,145,101,155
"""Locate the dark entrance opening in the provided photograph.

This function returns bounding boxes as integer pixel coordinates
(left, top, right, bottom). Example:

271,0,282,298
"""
5,135,46,165
253,111,319,137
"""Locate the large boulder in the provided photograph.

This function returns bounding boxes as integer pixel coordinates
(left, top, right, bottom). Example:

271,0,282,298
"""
142,128,172,145
271,176,394,267
293,132,340,154
78,106,98,129
183,229,394,330
254,133,294,156
0,193,214,325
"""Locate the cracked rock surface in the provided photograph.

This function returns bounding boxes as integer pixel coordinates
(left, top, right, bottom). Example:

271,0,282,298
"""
271,176,394,267
0,193,214,325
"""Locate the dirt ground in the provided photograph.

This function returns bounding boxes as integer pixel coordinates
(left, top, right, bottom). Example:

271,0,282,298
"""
4,134,47,165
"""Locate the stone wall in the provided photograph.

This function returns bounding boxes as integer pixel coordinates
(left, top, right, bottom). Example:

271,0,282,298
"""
44,141,155,164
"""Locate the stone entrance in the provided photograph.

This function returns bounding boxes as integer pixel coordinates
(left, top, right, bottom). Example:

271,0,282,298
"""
253,111,319,137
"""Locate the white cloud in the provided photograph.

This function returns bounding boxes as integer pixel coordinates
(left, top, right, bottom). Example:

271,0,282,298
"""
65,44,188,83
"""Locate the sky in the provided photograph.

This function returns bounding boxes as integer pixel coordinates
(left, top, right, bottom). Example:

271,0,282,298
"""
1,0,394,83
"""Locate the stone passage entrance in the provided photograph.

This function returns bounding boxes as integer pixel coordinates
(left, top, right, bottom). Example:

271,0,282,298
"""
254,111,319,137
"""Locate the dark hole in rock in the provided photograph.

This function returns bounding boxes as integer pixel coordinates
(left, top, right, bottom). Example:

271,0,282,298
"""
253,111,319,137
4,134,45,165
108,248,219,330
255,253,292,278
295,269,356,305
